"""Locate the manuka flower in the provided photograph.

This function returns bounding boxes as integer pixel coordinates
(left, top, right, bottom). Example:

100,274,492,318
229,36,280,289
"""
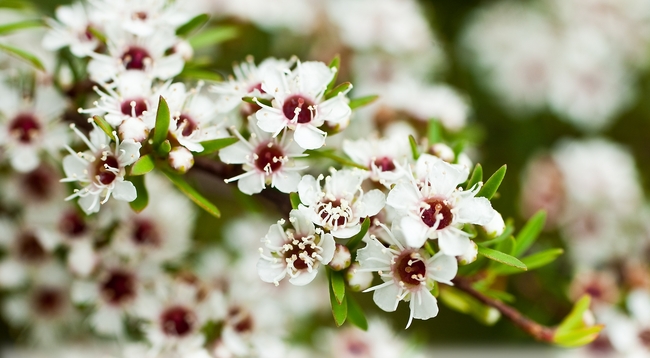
297,169,385,238
386,154,496,255
357,222,457,328
255,60,352,149
257,209,335,286
62,124,141,214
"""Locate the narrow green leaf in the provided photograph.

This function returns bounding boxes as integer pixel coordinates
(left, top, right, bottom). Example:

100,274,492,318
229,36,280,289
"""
554,325,603,347
130,154,155,176
92,115,116,141
196,137,238,156
512,210,547,257
427,119,442,144
478,245,527,271
346,217,370,251
408,135,420,160
329,274,347,326
556,296,592,335
153,96,170,149
242,96,271,107
178,68,223,82
477,164,506,200
128,176,148,212
466,164,483,190
0,19,41,36
87,26,106,43
159,140,172,155
0,43,44,71
189,26,238,49
327,55,340,91
325,81,351,100
176,13,210,36
330,270,346,304
290,192,301,210
0,0,34,9
346,295,368,331
493,248,564,275
163,170,221,218
304,149,367,170
349,95,378,110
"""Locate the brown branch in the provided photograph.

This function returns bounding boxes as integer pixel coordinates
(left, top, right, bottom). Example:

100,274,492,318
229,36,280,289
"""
452,276,556,343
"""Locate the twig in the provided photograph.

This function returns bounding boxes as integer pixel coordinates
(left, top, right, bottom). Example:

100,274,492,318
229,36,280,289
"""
452,276,556,343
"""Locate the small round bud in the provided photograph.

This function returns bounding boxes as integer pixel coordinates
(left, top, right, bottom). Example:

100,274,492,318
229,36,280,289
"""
457,240,478,266
118,117,149,142
346,262,373,292
483,212,505,238
430,143,455,163
168,146,194,174
328,244,351,271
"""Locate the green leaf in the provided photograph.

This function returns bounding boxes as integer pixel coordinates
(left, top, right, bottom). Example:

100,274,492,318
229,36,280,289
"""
478,245,527,271
493,248,564,275
128,176,148,212
556,295,592,335
512,210,547,257
554,326,603,347
92,115,116,141
0,19,41,36
408,135,420,160
290,192,301,210
0,43,44,71
427,119,442,144
329,273,347,326
153,96,170,150
130,154,155,176
325,81,351,100
159,140,172,155
87,26,106,43
178,68,223,82
466,164,483,191
349,95,378,110
330,269,346,304
196,137,238,156
477,165,506,200
189,26,238,49
242,96,272,107
346,295,368,331
327,55,340,91
0,0,34,9
176,13,210,37
163,170,221,218
346,217,370,251
304,149,367,170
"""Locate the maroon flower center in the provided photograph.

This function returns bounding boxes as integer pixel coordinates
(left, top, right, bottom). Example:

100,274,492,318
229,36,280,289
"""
100,270,136,305
17,233,47,263
254,142,284,173
32,287,65,317
176,113,197,137
347,340,371,356
373,157,395,172
132,219,160,247
394,251,427,287
21,165,56,200
9,113,41,143
420,199,453,229
120,98,148,117
94,155,119,185
133,11,148,20
161,306,196,337
58,211,87,238
318,199,349,227
122,46,151,70
282,95,315,124
284,236,317,271
228,306,254,334
640,330,650,348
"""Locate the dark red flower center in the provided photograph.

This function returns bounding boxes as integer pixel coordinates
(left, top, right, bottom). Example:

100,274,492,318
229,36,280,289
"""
640,330,650,348
347,340,371,356
318,199,349,227
132,219,160,247
282,95,315,124
284,236,317,271
21,165,56,200
254,142,284,173
420,199,453,229
120,98,148,117
94,155,119,185
394,251,427,287
100,270,136,305
161,306,196,337
32,287,65,317
373,157,395,172
59,210,87,238
9,113,40,143
17,233,47,263
122,46,151,70
176,113,197,137
228,306,254,334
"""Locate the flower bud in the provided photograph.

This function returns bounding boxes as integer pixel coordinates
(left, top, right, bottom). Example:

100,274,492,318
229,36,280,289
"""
168,146,194,174
346,262,373,292
173,40,194,61
457,240,478,265
430,143,455,163
483,212,505,238
118,117,149,142
328,244,351,271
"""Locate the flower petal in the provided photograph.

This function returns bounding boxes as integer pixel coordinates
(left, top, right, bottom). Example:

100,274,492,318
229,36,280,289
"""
358,189,386,217
293,124,326,150
372,282,400,312
112,180,137,202
427,252,458,285
399,215,429,248
438,229,470,256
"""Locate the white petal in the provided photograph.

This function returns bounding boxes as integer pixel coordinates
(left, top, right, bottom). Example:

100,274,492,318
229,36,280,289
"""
296,61,333,96
256,107,286,134
272,170,301,193
256,258,286,284
399,215,429,248
219,141,251,164
68,241,97,277
91,306,124,336
264,223,287,248
237,172,265,195
386,183,421,211
427,252,458,285
10,146,39,173
112,180,137,202
289,209,315,237
318,233,336,264
297,175,320,205
0,259,27,288
411,290,439,320
78,193,101,215
429,160,468,195
331,224,361,239
293,125,325,150
372,282,400,312
117,139,142,166
627,289,650,323
318,95,351,124
356,239,393,271
289,269,318,286
63,154,88,179
152,55,184,80
456,196,496,226
70,280,98,303
358,189,386,217
438,229,470,256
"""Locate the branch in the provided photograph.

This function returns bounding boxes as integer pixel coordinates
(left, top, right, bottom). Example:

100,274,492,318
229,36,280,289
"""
452,276,556,343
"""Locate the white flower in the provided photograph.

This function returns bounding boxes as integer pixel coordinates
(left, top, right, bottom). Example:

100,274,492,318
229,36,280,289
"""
257,209,335,286
0,217,52,289
386,155,496,255
61,124,141,215
219,119,306,195
356,222,458,328
255,60,352,149
342,134,411,187
43,2,101,57
297,169,386,238
91,0,193,37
